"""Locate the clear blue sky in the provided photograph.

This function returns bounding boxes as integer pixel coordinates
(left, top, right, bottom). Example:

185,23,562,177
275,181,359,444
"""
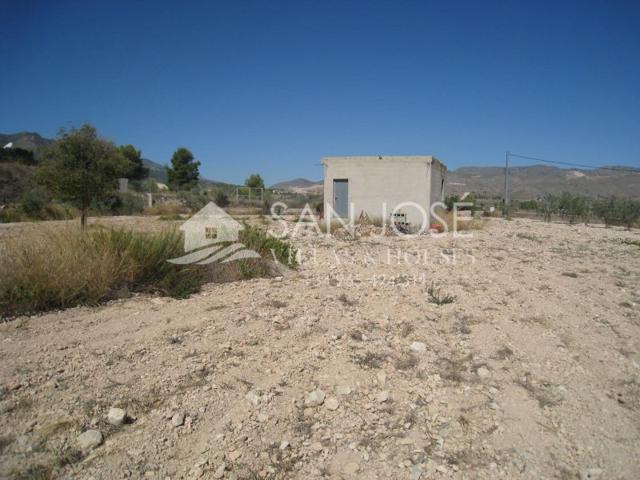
1,0,639,185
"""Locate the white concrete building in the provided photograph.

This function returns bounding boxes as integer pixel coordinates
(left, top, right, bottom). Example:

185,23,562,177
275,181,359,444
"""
322,156,447,227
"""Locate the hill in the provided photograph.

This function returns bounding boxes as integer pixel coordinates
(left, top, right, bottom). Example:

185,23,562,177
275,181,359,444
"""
272,164,639,199
0,131,226,187
142,158,168,183
0,132,53,153
270,178,323,194
271,178,322,189
447,164,640,199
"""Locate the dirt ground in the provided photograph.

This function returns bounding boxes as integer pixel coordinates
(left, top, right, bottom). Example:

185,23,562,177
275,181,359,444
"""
1,217,639,479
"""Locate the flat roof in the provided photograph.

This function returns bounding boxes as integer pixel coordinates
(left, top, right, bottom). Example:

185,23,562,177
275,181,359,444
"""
322,155,446,169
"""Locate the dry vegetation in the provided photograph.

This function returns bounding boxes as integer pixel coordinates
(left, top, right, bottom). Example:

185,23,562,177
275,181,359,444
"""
0,216,639,480
0,226,201,317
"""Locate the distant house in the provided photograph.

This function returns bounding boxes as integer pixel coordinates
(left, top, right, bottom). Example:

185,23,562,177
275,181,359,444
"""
180,202,243,252
322,156,447,227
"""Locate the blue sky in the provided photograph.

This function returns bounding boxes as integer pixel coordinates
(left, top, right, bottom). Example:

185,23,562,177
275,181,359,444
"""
1,0,639,185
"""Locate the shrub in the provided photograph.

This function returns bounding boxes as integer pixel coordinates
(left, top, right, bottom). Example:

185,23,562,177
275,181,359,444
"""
433,209,483,232
427,283,456,305
19,187,50,216
0,226,201,317
518,200,538,210
214,191,230,208
178,190,209,212
0,200,77,223
92,192,145,216
143,203,188,216
0,162,35,204
239,224,298,267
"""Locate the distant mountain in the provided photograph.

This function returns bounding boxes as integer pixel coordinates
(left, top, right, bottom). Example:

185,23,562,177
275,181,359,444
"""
0,132,53,153
271,178,322,189
272,164,639,199
142,158,167,183
447,164,640,199
0,131,226,186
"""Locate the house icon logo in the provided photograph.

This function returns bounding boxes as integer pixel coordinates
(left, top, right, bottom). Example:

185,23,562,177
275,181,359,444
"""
168,202,261,265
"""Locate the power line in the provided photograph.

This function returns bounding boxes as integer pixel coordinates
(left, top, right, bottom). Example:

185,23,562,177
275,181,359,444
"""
509,153,640,173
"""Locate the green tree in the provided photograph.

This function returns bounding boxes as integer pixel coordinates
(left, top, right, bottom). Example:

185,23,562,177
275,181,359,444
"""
36,124,129,228
167,148,200,191
244,173,265,189
119,144,149,180
620,198,640,230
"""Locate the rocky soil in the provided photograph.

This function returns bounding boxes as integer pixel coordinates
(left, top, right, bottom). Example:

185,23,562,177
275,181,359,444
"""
1,218,639,479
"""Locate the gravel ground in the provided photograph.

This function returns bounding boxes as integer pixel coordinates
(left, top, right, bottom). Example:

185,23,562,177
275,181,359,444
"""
1,217,639,479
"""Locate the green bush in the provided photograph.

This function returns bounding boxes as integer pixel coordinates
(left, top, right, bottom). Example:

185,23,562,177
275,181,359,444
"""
239,224,298,267
19,187,50,216
0,200,77,223
91,192,145,215
0,226,201,317
178,190,209,212
214,190,230,207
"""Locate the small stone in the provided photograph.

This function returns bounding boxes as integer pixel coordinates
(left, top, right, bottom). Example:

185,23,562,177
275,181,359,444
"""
410,342,426,352
279,440,290,450
336,385,352,395
227,450,241,461
107,407,127,426
476,366,490,379
77,429,103,450
377,371,387,385
325,398,340,411
343,462,360,474
580,468,603,480
305,389,326,407
257,413,268,422
377,391,390,403
213,463,226,479
245,390,260,406
171,412,185,427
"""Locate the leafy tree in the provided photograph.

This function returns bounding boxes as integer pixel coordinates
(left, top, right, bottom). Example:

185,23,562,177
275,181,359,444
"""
619,198,640,230
119,144,149,180
537,194,559,222
36,124,129,228
244,173,265,189
593,196,620,227
0,163,34,203
167,148,200,191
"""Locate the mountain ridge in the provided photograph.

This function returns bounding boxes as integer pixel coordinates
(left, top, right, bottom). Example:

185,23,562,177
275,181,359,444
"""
273,164,640,199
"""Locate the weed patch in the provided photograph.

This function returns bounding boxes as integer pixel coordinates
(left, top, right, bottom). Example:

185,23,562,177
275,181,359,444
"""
0,226,201,317
239,224,297,267
516,232,542,243
427,283,456,305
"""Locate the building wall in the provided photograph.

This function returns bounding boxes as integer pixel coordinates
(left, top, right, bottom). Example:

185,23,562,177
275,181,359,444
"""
429,159,447,210
323,156,446,227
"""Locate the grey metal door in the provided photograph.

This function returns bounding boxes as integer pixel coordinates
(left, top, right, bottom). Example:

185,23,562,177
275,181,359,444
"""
333,179,348,218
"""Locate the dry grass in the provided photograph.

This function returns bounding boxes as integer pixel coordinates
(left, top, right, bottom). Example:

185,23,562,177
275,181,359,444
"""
318,219,348,234
143,203,189,216
434,209,484,232
0,225,201,317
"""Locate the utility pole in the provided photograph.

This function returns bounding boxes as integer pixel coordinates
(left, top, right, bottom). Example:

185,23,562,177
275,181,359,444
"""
504,150,510,217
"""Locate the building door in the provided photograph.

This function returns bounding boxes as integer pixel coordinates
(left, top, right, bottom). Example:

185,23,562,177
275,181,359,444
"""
333,179,349,218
